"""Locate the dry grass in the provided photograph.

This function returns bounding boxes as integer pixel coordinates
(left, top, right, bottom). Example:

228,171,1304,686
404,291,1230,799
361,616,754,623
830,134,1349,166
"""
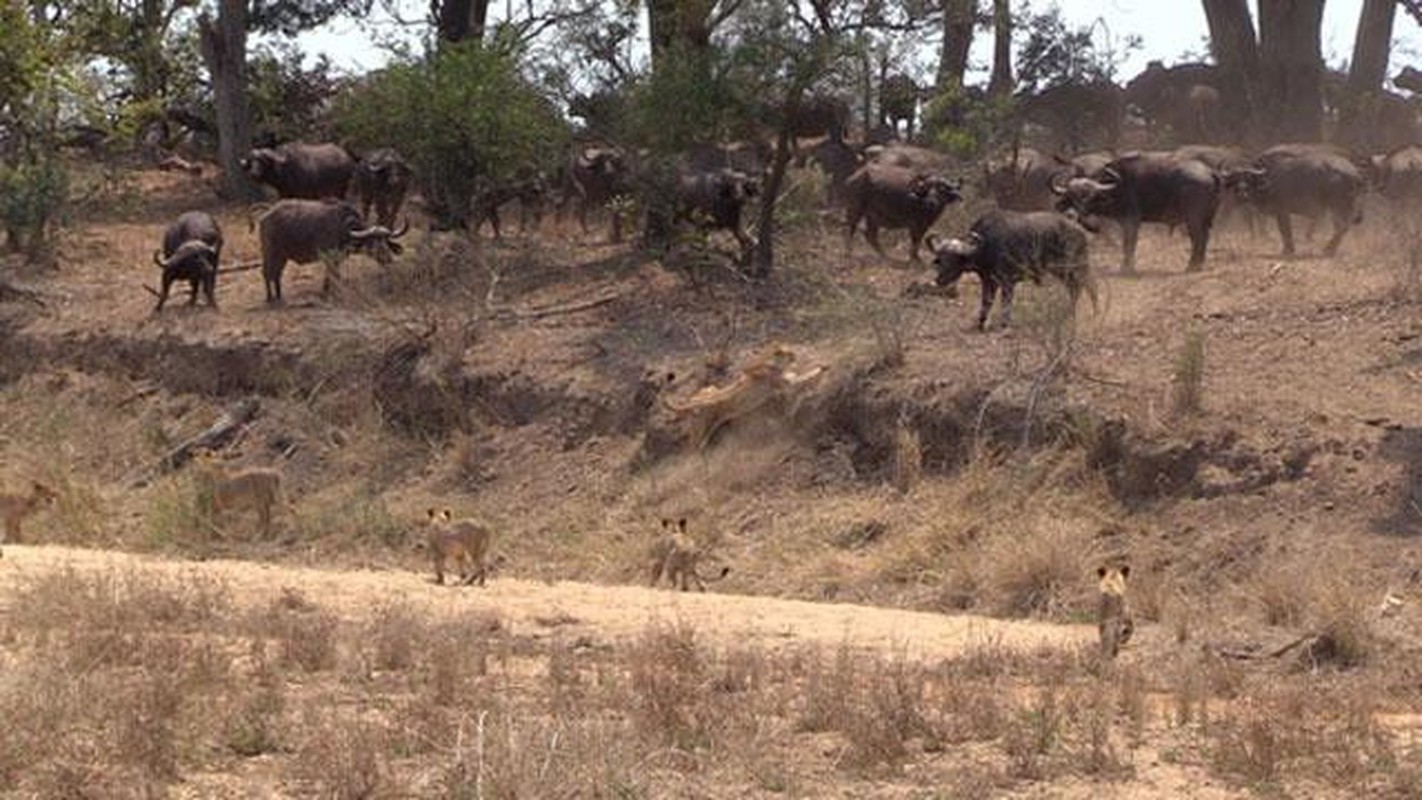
0,565,1415,797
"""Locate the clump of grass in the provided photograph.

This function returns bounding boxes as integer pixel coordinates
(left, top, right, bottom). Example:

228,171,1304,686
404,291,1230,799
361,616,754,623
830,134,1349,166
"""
1171,330,1207,417
890,412,922,494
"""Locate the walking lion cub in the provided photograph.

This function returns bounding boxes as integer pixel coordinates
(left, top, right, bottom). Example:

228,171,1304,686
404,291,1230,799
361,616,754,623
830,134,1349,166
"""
193,452,284,537
425,508,494,586
0,480,59,556
648,517,729,591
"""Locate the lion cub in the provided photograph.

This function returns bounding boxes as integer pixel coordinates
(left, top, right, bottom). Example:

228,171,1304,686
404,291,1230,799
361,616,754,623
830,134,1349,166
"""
193,453,284,537
648,517,729,591
426,508,494,586
1097,565,1134,659
0,480,59,557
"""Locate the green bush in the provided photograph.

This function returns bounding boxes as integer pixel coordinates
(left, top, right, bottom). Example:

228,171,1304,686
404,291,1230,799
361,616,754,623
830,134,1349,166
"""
333,43,568,229
0,157,68,258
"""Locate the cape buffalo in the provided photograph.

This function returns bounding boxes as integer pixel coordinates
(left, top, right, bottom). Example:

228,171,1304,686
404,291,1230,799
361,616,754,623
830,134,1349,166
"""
1371,145,1422,205
563,144,632,242
472,174,549,239
675,168,760,262
1228,144,1366,257
153,211,223,312
880,74,919,138
982,147,1063,211
255,199,408,304
241,142,356,200
352,148,412,228
845,164,962,261
928,210,1094,331
806,137,862,204
1053,151,1220,272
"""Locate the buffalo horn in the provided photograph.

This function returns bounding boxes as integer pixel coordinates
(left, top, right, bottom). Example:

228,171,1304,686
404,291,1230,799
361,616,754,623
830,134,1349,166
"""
153,249,166,268
390,217,410,239
925,233,941,252
1099,167,1121,184
1048,170,1071,195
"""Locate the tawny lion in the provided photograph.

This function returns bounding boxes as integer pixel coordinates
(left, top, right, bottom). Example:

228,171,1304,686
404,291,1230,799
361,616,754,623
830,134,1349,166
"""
0,480,59,557
661,344,826,451
1097,564,1134,660
649,517,729,591
194,453,284,537
426,508,495,586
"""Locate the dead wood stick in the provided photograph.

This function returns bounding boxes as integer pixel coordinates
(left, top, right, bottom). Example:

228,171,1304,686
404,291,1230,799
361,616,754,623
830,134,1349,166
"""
492,290,623,320
156,397,262,475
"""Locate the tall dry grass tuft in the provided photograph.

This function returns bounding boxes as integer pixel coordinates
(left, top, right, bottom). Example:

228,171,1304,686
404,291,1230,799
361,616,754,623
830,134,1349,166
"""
889,411,922,494
1171,330,1207,417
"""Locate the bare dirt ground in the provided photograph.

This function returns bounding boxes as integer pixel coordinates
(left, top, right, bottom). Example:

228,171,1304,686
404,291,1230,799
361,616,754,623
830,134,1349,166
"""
3,164,1422,796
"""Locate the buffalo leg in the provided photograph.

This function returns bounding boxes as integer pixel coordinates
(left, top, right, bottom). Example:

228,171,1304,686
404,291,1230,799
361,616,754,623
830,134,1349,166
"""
203,275,217,309
1322,208,1351,257
187,278,200,305
998,281,1017,327
977,276,998,331
488,206,503,240
844,208,862,254
908,226,925,262
1187,217,1211,272
864,220,885,256
1120,221,1140,273
1275,213,1295,257
155,275,174,312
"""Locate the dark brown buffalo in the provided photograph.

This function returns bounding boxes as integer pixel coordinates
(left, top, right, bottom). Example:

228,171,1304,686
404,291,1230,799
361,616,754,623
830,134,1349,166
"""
1053,151,1220,272
675,168,760,261
563,144,632,242
1371,145,1422,204
153,211,223,312
982,147,1063,211
1124,61,1226,141
864,143,951,172
806,137,863,204
352,148,412,228
1227,144,1366,257
880,74,919,138
1017,81,1125,152
845,164,962,261
684,141,770,177
472,174,548,239
255,199,408,304
928,210,1094,331
241,142,355,199
786,93,851,141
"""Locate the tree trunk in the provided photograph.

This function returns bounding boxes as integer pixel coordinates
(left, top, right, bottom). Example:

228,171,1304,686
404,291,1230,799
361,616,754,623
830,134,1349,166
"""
1257,0,1325,142
1201,0,1259,141
987,0,1012,98
199,1,257,200
936,0,976,91
1339,0,1397,150
750,123,794,278
435,0,490,45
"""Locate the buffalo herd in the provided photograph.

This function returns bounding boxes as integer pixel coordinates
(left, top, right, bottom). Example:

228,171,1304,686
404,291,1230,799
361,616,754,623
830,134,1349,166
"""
150,119,1422,330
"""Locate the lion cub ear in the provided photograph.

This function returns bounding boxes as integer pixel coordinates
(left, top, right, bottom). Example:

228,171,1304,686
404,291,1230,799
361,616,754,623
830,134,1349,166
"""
441,508,453,521
427,508,438,521
1119,565,1130,580
1097,566,1108,579
677,518,688,532
661,518,672,529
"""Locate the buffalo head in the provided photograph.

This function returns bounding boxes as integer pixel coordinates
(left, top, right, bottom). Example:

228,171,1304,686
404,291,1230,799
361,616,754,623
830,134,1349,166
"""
911,174,963,210
240,148,285,183
926,232,978,290
1051,168,1120,223
153,241,219,272
347,217,410,265
1220,166,1267,201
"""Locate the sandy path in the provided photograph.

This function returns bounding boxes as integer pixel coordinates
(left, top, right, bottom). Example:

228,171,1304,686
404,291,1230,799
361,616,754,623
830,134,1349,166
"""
0,544,1092,659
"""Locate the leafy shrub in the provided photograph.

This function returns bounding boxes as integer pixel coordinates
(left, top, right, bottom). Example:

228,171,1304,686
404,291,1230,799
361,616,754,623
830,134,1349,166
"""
334,42,568,229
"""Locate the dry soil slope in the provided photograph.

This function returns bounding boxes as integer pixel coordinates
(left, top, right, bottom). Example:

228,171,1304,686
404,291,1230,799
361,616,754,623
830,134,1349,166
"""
0,545,1093,659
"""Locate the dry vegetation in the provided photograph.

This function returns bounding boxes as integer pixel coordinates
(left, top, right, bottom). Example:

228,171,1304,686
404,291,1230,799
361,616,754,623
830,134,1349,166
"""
3,163,1422,795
